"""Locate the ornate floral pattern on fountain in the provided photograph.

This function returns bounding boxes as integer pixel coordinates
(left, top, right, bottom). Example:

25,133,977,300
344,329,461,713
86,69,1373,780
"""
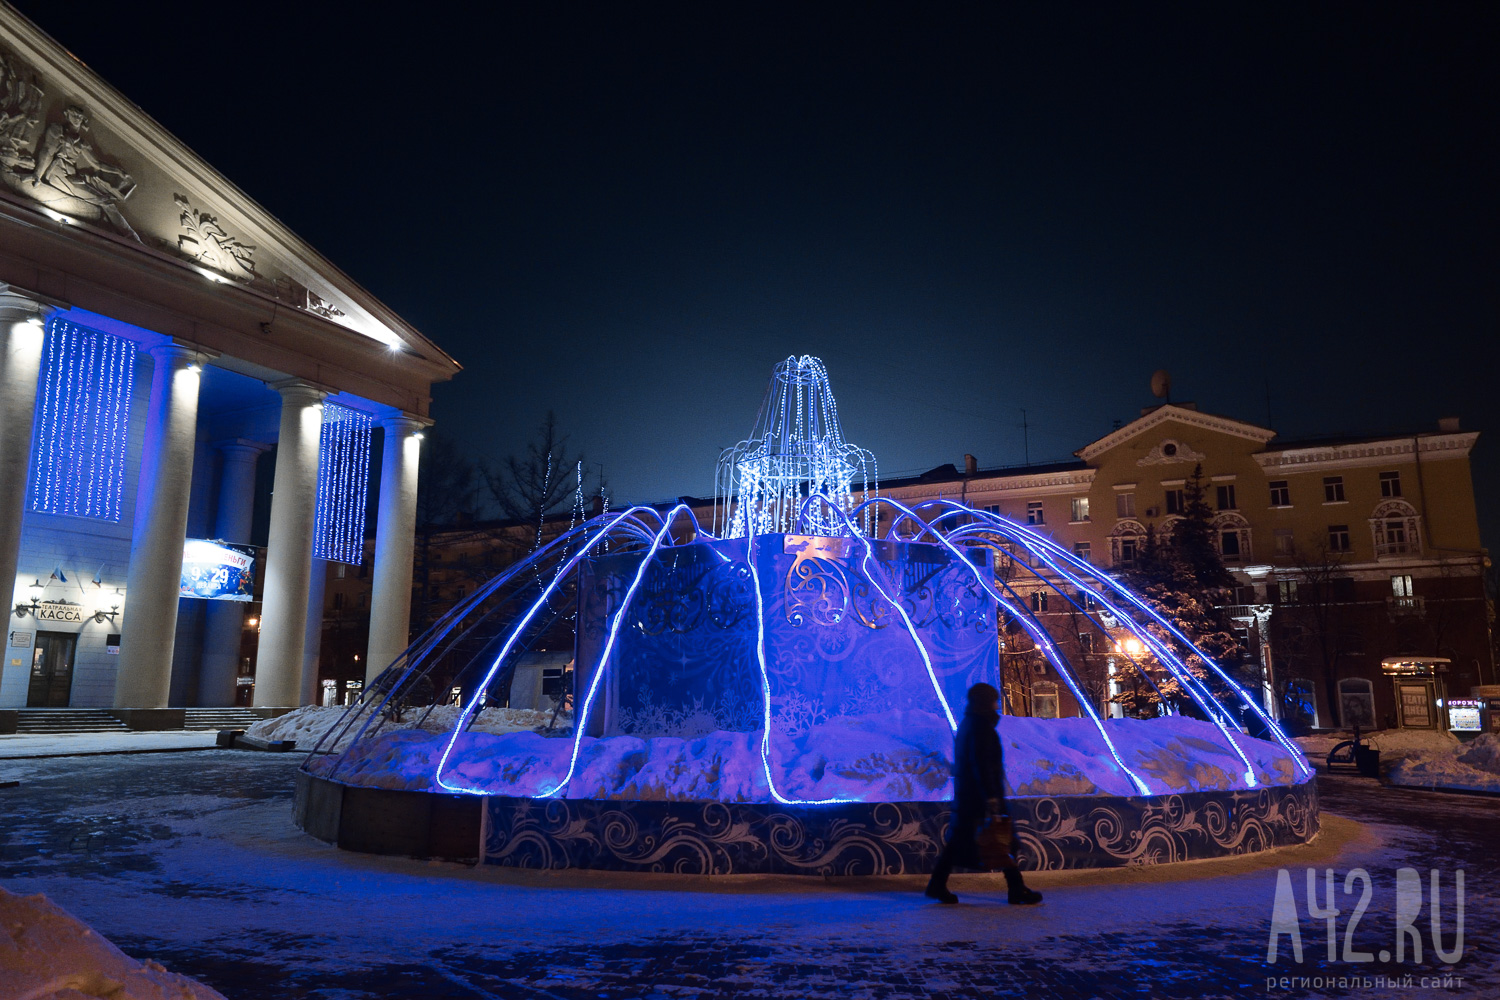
480,780,1319,874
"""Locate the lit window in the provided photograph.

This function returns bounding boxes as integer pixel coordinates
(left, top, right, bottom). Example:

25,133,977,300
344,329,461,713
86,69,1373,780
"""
1165,489,1184,515
1027,501,1044,525
1031,681,1059,719
1277,580,1298,603
1074,541,1091,561
1391,574,1413,598
1379,471,1402,498
1216,484,1237,510
1071,497,1090,522
1269,481,1290,507
1328,524,1351,552
1274,529,1294,555
1116,492,1135,518
1323,477,1345,503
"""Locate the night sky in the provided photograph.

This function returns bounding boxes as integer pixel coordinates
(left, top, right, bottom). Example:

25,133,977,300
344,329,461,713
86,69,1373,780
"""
19,3,1500,545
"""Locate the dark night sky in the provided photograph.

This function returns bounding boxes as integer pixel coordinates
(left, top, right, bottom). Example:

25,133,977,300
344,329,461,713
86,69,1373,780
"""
18,3,1500,544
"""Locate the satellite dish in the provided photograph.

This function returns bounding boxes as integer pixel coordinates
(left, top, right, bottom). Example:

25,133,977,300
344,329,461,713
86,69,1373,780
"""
1150,369,1171,400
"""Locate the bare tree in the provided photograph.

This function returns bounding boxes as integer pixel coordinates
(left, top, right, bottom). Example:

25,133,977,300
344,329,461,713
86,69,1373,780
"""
1277,542,1354,729
484,412,604,530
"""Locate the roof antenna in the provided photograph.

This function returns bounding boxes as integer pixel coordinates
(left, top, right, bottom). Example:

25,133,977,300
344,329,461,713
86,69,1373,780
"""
1018,408,1030,466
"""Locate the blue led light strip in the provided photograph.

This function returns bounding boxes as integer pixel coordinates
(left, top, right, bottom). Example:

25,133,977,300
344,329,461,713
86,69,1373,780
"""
28,319,135,522
312,403,373,565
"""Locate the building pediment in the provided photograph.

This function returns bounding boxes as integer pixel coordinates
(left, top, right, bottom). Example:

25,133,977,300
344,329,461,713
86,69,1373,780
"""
0,9,453,369
1075,405,1276,464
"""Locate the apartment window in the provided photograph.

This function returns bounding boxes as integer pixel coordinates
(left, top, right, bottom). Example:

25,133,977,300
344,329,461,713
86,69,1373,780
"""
1277,580,1299,603
1030,590,1049,613
1220,528,1241,560
336,563,347,579
1379,471,1402,498
1323,476,1346,503
1269,481,1290,507
1074,541,1092,561
1328,524,1351,552
455,587,467,601
1274,529,1294,555
1031,681,1059,719
1118,537,1139,565
332,592,345,611
1391,574,1414,598
1078,632,1095,654
1027,501,1044,525
1070,497,1090,522
983,504,1001,516
1216,484,1237,510
1165,488,1185,515
1116,492,1135,518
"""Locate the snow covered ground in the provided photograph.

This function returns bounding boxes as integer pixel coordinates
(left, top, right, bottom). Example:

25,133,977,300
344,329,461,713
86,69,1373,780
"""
0,886,224,999
310,710,1307,800
1295,727,1460,762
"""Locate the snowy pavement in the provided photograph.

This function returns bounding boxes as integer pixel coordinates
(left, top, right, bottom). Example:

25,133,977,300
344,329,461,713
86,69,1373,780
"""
0,730,219,760
0,751,1493,999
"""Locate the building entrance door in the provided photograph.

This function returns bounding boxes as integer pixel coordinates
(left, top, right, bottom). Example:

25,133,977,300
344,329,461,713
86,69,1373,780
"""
26,631,78,707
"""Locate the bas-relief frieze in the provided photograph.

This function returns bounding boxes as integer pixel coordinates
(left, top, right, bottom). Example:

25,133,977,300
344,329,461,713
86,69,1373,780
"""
175,193,255,280
1137,438,1206,467
1,49,138,240
1,44,348,326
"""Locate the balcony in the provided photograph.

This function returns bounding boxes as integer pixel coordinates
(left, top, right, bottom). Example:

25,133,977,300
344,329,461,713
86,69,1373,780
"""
1387,596,1425,617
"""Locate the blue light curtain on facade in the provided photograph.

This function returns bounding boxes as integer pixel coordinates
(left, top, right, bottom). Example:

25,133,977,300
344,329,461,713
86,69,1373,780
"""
313,402,373,565
29,319,136,522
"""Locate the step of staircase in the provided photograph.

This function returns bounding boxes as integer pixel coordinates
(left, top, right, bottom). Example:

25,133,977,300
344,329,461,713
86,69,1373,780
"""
182,708,265,731
14,710,130,733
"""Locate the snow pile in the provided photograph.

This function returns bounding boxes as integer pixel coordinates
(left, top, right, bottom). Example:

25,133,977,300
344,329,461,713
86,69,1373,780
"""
1296,727,1459,764
248,703,569,751
1389,733,1500,794
309,710,1306,801
0,886,225,999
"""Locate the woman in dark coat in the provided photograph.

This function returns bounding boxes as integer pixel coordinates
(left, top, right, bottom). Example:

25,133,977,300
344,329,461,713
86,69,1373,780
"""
925,682,1043,905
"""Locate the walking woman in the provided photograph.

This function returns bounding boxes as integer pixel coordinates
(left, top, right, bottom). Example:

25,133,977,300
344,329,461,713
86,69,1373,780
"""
924,682,1043,905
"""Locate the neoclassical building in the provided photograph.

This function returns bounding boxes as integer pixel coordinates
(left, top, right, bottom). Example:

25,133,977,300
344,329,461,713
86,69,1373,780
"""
1,6,457,714
880,403,1490,731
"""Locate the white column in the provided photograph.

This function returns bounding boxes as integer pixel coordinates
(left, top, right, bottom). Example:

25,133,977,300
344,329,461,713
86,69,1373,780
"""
115,344,210,708
198,440,267,706
253,381,326,707
366,415,425,683
300,558,328,706
0,289,47,617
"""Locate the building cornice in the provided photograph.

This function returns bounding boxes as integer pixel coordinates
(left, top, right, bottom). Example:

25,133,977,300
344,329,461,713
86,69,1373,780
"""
1254,432,1479,473
1075,405,1276,462
883,467,1096,499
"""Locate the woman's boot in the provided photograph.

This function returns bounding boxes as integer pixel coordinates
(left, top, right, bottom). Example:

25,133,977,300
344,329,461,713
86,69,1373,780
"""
1004,866,1042,905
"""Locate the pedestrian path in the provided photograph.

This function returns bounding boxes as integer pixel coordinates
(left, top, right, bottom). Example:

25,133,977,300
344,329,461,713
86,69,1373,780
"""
0,730,219,760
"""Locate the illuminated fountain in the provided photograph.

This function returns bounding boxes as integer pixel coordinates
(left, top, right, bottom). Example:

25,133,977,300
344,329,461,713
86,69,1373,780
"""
296,356,1316,874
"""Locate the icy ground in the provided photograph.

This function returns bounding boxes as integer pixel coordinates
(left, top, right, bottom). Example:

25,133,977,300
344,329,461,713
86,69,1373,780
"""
0,886,224,999
308,709,1306,800
0,731,218,760
0,752,1492,999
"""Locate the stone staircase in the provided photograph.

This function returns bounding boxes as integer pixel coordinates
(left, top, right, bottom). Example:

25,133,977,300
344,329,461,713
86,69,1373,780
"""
182,708,265,731
14,709,130,734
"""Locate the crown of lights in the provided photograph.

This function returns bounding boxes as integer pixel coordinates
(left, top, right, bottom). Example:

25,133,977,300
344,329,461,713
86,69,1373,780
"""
713,355,877,537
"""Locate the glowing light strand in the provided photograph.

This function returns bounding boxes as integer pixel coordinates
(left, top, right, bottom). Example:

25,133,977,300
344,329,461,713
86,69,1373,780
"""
312,402,373,565
28,319,134,522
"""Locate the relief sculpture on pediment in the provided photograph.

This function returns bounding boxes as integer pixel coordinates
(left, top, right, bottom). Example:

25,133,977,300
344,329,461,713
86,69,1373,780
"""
0,48,139,241
175,193,255,279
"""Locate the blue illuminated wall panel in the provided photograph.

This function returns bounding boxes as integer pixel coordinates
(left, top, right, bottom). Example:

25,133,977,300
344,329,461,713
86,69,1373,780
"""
313,402,373,565
28,320,136,522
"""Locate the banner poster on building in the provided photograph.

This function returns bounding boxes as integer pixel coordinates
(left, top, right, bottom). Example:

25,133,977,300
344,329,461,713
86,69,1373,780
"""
180,539,256,601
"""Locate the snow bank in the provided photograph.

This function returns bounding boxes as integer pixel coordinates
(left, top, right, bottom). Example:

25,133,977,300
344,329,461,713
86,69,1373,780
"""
249,703,569,751
309,710,1307,801
1295,728,1459,763
0,886,225,999
1388,733,1500,794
